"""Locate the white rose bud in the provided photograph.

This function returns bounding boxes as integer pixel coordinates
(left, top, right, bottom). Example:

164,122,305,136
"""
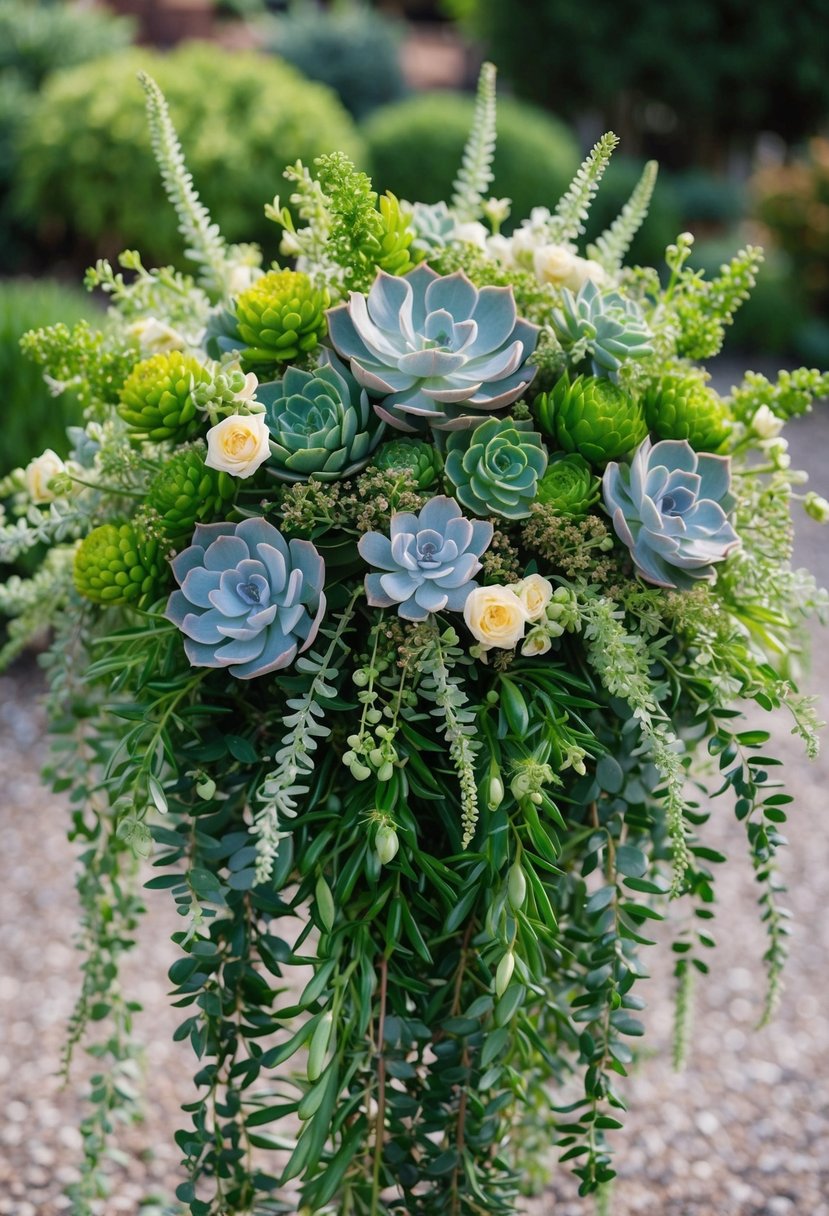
205,413,271,479
25,449,66,504
751,405,784,440
227,263,261,296
533,245,610,291
486,233,516,265
126,316,187,354
521,628,552,657
463,585,529,651
375,823,400,866
453,221,490,250
495,950,515,998
234,371,260,404
513,573,553,622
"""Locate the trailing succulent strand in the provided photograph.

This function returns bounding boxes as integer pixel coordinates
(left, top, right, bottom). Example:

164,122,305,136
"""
450,60,497,222
587,159,659,273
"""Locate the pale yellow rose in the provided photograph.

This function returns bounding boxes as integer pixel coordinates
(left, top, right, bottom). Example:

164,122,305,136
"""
464,585,528,651
205,414,271,479
521,628,552,657
533,244,609,291
126,316,186,354
514,574,553,622
25,449,66,504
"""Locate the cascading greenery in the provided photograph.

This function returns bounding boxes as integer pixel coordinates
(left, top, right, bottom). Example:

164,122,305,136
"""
2,63,828,1216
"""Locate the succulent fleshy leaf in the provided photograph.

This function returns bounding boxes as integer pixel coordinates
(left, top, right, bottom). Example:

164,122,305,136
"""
445,417,547,520
234,270,329,371
327,263,539,432
166,517,326,679
118,351,211,443
534,373,647,466
258,352,386,483
535,451,600,517
603,437,740,589
358,495,493,621
74,522,166,607
146,447,237,548
371,437,444,489
550,279,653,377
644,373,733,452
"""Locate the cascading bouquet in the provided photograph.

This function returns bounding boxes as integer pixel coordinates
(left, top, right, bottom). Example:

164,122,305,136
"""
2,63,829,1215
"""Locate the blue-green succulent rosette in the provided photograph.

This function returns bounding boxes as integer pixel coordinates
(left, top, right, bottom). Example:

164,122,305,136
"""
166,517,326,678
358,495,493,621
326,264,540,432
603,437,740,590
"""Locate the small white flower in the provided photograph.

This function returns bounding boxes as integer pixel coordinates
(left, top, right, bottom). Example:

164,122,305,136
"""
205,414,271,479
25,449,66,504
227,262,261,296
521,628,552,657
234,371,260,404
486,233,515,265
804,491,829,523
513,573,554,622
751,405,784,440
126,316,187,354
453,221,489,250
533,243,609,291
482,196,512,226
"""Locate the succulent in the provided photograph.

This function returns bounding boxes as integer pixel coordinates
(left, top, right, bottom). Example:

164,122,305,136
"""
535,373,648,466
74,521,166,607
118,351,211,443
166,517,326,679
371,437,444,489
535,451,600,517
409,201,458,253
445,417,547,520
550,279,653,377
603,437,740,589
234,270,329,371
644,374,732,452
258,353,386,483
146,448,237,548
358,495,493,621
327,263,539,432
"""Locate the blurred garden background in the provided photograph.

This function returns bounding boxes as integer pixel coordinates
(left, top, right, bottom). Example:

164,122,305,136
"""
2,0,829,481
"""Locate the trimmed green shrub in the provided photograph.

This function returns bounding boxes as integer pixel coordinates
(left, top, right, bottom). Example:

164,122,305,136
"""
362,91,579,228
0,279,96,477
15,43,366,269
266,4,407,119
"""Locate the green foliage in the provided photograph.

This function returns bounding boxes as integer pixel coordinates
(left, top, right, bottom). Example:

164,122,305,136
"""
545,132,619,245
16,43,365,269
362,91,580,230
0,278,95,477
588,160,659,273
265,2,407,120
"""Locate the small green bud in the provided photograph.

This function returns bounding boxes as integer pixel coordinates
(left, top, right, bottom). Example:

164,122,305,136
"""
307,1011,333,1082
495,950,515,998
195,776,216,800
375,824,400,866
804,491,829,523
377,761,394,782
488,774,505,811
507,863,527,910
315,875,335,932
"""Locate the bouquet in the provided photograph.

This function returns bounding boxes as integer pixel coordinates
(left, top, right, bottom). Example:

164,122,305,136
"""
2,64,828,1215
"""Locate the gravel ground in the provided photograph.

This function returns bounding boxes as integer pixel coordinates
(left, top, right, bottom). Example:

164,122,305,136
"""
1,397,828,1216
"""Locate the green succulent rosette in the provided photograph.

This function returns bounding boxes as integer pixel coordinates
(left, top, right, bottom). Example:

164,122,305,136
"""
146,448,237,548
74,521,166,607
371,438,444,490
534,373,648,466
259,353,385,482
535,451,601,518
118,351,211,443
445,417,547,520
644,374,733,452
234,269,329,371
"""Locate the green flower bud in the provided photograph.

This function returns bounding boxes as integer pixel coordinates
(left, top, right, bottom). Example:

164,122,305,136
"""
235,269,329,372
534,451,601,518
74,521,166,608
488,773,505,811
315,875,335,933
644,374,732,452
195,776,216,800
534,373,647,466
375,823,400,866
495,950,515,998
371,438,444,490
804,491,829,523
507,863,527,910
118,351,211,443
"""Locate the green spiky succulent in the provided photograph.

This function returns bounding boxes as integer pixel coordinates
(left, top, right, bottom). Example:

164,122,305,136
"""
146,448,237,548
445,417,547,520
644,374,732,451
74,522,166,607
535,451,600,517
118,351,210,443
535,373,648,466
371,438,444,490
234,269,329,371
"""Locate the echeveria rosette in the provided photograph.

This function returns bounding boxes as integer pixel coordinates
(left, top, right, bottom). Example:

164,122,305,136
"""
327,263,539,433
371,438,444,490
549,279,654,378
358,495,493,621
535,452,600,518
166,518,326,679
258,353,386,483
535,373,648,466
445,417,547,520
603,437,740,589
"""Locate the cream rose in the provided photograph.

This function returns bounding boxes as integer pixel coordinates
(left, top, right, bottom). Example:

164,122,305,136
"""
751,405,783,440
126,316,187,354
205,414,271,479
521,628,552,657
25,449,66,504
513,574,553,622
533,244,609,291
453,221,489,250
464,585,528,651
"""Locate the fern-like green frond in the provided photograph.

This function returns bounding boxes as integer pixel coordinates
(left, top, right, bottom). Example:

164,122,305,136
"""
138,72,230,295
588,159,658,272
546,131,620,244
450,61,497,223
